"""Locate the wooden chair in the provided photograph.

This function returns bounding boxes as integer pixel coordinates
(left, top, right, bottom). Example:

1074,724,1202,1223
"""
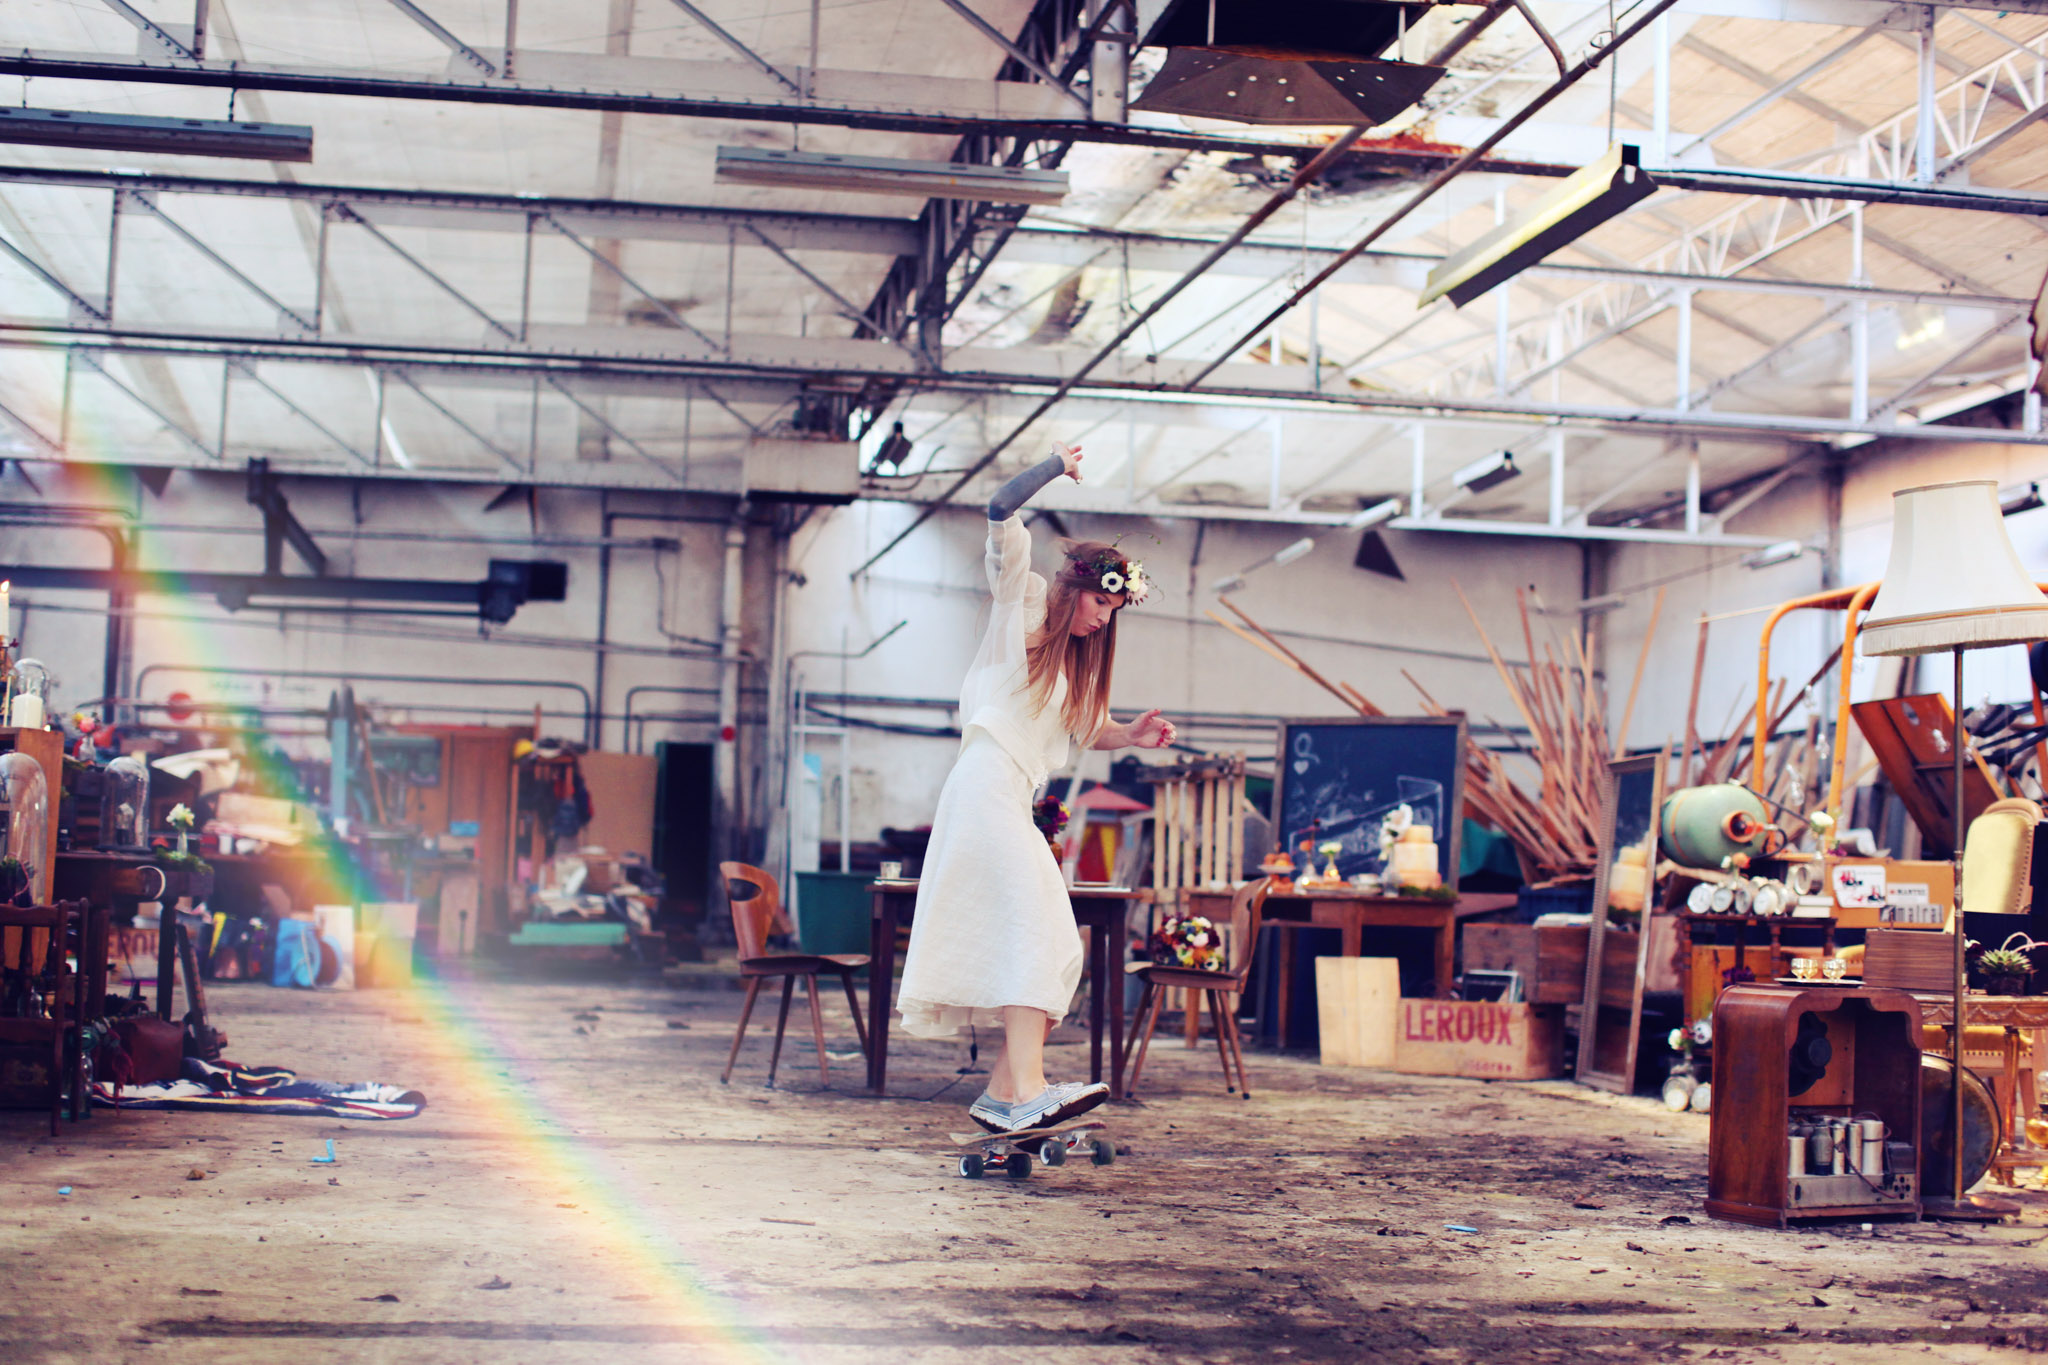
1122,878,1270,1099
718,863,870,1087
0,901,89,1134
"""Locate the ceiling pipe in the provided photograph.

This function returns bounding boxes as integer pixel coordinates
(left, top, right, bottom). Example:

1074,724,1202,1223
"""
848,0,1521,580
1181,0,1687,394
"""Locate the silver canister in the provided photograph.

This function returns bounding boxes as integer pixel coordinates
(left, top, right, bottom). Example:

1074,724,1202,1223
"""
1843,1122,1863,1175
1808,1125,1834,1170
1831,1121,1850,1176
1788,1135,1808,1177
1858,1119,1887,1177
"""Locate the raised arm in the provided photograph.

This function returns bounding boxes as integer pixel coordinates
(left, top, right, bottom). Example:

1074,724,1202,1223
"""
986,443,1082,521
1092,710,1178,751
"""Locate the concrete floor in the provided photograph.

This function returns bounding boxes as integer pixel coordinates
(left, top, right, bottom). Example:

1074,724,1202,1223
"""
4,972,2046,1364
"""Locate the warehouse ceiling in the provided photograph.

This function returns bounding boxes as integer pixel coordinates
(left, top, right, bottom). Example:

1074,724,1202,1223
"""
0,0,2044,546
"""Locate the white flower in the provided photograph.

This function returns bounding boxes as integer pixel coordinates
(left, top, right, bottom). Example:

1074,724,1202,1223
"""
1100,569,1126,593
1125,571,1151,605
167,803,195,830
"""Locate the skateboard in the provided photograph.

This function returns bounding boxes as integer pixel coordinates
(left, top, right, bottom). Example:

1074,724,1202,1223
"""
946,1119,1114,1179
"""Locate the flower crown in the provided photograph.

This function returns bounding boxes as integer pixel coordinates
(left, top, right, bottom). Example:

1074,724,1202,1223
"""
1068,547,1150,605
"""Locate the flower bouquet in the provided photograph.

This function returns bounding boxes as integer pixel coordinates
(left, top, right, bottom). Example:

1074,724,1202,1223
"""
1032,794,1070,859
1150,914,1224,971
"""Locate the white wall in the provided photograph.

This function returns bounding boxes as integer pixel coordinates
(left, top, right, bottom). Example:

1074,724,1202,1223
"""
1601,440,2048,777
784,498,1585,839
0,469,743,759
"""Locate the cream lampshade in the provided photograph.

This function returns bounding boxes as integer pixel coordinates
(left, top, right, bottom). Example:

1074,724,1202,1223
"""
1853,478,2046,1219
1859,480,2048,657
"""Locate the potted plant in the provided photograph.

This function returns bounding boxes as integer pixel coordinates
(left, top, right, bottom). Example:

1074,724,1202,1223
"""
1977,939,2035,997
154,804,214,901
0,854,29,906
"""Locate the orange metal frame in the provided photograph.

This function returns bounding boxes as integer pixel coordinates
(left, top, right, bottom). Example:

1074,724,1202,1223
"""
1748,581,2048,822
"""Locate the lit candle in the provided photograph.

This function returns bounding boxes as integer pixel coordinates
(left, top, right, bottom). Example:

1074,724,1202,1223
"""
0,580,9,643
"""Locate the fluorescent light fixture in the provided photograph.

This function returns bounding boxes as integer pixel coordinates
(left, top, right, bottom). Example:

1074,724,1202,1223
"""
1345,497,1402,530
1743,540,1806,569
0,107,313,162
1450,451,1519,495
1420,144,1657,308
715,147,1068,205
2001,481,2043,517
1272,536,1317,567
1213,529,1324,594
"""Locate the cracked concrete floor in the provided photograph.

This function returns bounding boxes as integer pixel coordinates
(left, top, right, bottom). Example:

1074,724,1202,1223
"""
4,973,2046,1363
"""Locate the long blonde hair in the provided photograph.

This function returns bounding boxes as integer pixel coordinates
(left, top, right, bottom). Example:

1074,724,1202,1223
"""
1026,539,1123,743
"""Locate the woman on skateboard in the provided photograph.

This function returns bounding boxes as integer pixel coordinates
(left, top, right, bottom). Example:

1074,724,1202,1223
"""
898,441,1179,1133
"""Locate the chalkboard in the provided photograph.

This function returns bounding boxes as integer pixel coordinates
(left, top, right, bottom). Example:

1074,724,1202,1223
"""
1270,716,1467,885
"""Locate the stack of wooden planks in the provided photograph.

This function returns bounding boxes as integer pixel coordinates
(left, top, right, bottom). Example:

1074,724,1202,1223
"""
1209,586,1671,886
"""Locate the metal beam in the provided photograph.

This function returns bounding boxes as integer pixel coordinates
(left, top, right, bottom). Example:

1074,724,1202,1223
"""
0,230,109,322
16,322,2048,452
1674,30,1875,145
657,0,802,96
122,191,317,332
0,47,1295,156
932,0,1091,112
10,34,2042,182
69,348,214,459
97,0,199,61
385,0,498,78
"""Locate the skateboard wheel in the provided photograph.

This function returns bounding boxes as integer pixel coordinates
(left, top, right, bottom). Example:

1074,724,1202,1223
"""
1091,1138,1115,1166
1005,1152,1032,1178
959,1153,985,1179
1040,1141,1066,1168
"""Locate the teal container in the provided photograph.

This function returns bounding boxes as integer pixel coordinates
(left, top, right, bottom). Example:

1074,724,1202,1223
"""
792,871,875,957
1659,783,1771,868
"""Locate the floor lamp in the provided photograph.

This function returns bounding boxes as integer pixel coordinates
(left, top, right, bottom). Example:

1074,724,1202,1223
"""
1860,479,2048,1220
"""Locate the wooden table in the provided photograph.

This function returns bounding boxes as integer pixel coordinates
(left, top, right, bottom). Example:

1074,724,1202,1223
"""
1909,992,2048,1179
1185,889,1516,1048
866,881,1149,1098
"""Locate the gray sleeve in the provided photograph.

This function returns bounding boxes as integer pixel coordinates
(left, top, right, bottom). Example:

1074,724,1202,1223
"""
986,452,1068,522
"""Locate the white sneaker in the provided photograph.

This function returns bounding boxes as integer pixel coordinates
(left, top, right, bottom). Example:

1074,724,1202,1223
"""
982,1080,1108,1133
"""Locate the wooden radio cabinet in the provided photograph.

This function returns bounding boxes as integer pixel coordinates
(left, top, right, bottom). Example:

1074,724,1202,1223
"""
1706,983,1924,1227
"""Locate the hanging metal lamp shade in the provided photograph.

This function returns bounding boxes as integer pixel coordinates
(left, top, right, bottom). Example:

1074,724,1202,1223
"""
1131,48,1445,125
1860,480,2048,657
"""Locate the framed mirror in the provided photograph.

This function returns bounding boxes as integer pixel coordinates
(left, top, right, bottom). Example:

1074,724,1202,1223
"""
1576,750,1666,1092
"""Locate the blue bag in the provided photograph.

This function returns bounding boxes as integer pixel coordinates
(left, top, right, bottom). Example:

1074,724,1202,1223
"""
271,919,319,989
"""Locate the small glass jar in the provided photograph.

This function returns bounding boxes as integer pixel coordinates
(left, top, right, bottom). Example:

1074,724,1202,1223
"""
100,754,151,850
0,749,50,903
5,657,50,730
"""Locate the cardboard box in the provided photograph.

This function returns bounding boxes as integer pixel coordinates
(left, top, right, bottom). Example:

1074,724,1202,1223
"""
1314,957,1400,1068
357,903,418,988
1393,998,1564,1080
1826,857,1953,929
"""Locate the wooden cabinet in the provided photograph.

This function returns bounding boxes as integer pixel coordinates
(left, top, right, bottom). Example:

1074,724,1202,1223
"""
1707,983,1923,1227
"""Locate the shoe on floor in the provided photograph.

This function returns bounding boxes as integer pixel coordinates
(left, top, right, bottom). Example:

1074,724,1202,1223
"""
969,1080,1108,1134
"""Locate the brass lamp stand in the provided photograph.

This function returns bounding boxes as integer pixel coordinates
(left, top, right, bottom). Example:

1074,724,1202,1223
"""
1861,481,2045,1222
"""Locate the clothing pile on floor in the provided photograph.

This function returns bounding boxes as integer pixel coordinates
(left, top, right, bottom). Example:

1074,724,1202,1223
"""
92,1057,426,1120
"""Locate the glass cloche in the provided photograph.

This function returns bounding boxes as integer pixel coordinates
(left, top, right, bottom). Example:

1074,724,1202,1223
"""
0,749,49,904
100,754,151,850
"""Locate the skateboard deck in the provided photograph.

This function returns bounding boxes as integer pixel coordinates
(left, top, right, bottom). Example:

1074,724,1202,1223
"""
945,1119,1114,1178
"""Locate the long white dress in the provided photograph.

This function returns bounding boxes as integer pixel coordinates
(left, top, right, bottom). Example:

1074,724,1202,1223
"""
896,516,1085,1038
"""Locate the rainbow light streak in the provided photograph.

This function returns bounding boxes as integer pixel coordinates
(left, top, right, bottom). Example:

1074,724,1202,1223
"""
295,835,791,1361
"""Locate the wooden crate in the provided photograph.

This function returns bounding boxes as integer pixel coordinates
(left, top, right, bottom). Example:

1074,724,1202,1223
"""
1461,922,1590,1005
1314,956,1400,1068
1862,928,1954,992
1393,998,1565,1080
